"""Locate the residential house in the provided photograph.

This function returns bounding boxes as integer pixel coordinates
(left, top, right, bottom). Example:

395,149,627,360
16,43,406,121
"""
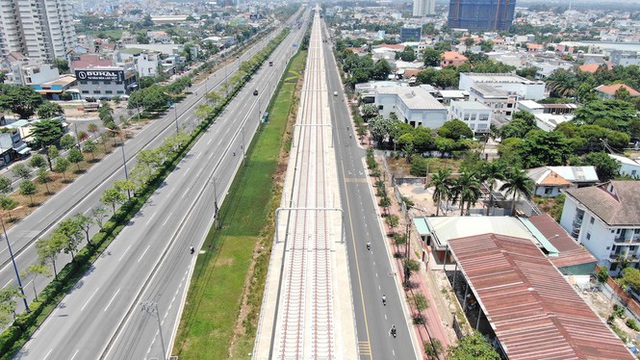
449,100,492,133
373,86,448,128
440,51,468,67
526,166,599,197
517,100,577,131
594,83,640,100
468,84,518,121
560,181,640,273
609,154,640,178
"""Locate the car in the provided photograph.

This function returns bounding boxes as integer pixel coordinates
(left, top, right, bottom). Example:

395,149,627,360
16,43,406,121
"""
253,89,259,96
333,91,338,96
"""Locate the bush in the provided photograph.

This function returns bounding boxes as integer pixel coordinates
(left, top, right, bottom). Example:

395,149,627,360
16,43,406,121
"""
626,318,640,331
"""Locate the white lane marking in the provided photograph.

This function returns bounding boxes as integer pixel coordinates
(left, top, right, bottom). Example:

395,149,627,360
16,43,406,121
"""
70,349,80,360
207,138,213,145
385,314,388,320
104,288,121,312
145,213,156,226
184,168,190,176
138,245,150,262
81,287,100,312
162,214,172,226
119,245,132,262
167,188,175,198
43,349,53,360
375,273,378,277
392,349,395,356
3,279,12,289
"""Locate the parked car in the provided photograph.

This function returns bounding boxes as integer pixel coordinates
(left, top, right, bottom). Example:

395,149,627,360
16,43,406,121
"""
333,91,338,96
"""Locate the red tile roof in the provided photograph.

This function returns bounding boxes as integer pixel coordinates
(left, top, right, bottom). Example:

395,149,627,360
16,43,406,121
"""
578,63,601,73
442,51,468,61
595,83,640,97
71,54,112,70
449,233,633,360
378,43,404,51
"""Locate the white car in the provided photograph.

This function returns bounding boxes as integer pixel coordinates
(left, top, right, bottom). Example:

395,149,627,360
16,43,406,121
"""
333,91,338,96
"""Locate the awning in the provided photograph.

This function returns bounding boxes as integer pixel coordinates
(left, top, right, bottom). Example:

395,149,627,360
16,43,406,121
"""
14,144,31,154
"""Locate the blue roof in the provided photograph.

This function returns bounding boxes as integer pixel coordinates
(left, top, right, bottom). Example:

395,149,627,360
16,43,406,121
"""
413,217,430,235
519,218,559,257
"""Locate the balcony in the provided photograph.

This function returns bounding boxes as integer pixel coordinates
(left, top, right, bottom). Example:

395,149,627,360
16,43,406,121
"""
614,235,640,244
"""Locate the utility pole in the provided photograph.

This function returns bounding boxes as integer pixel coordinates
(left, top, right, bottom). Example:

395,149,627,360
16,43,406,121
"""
140,301,166,360
174,104,179,133
213,177,220,229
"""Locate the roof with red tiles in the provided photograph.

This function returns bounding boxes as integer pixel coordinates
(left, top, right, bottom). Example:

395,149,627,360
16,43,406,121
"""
594,83,640,97
448,233,633,360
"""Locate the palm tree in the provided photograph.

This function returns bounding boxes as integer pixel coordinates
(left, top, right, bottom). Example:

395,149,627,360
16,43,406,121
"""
428,168,453,216
546,69,578,98
499,168,534,216
480,161,506,216
452,172,483,216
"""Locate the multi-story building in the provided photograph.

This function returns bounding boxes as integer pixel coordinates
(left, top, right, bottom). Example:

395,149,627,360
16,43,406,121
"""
75,66,137,99
374,87,448,128
610,51,640,67
459,73,546,100
560,181,640,274
449,100,492,133
468,84,518,120
400,27,422,42
412,0,435,17
448,0,516,31
117,49,162,77
0,0,77,61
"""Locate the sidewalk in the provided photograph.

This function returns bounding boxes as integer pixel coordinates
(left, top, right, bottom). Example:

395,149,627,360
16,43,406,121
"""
369,152,458,359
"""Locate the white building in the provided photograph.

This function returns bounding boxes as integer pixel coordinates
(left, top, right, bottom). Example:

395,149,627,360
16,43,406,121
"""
374,87,447,128
0,0,77,61
527,166,599,197
449,101,492,133
560,181,640,274
458,73,546,100
468,84,518,120
4,58,60,86
517,100,576,131
609,154,640,178
117,49,162,77
412,0,435,16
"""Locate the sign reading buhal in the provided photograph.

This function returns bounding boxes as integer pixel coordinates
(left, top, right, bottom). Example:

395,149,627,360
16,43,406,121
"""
75,69,125,82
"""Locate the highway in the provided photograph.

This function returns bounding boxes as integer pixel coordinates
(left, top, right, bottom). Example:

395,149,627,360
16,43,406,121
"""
321,20,420,360
13,10,310,360
0,12,301,314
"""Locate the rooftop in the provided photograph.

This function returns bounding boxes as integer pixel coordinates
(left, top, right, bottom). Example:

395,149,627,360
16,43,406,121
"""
450,100,491,110
462,73,543,85
565,181,640,226
609,154,640,167
594,83,640,97
527,166,598,185
449,233,634,360
426,217,536,248
470,84,509,97
375,87,445,110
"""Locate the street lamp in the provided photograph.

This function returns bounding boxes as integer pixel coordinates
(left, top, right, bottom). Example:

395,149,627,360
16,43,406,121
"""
1,206,30,313
105,128,130,198
173,103,179,133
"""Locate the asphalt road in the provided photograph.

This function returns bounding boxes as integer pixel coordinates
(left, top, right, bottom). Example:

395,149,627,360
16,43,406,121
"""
0,18,298,313
321,21,420,360
14,10,310,360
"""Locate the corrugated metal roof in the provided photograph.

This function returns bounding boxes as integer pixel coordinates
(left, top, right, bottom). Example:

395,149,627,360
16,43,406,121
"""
448,234,633,360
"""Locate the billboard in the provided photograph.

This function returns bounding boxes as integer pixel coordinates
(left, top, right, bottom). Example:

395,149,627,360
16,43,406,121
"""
75,69,125,82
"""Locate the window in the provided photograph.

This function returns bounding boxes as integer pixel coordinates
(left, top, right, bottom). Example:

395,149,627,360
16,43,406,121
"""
92,81,99,85
103,81,111,85
606,246,611,250
81,90,89,94
635,229,640,234
116,81,123,85
93,90,101,94
590,217,595,224
105,90,113,94
117,91,125,94
544,188,553,195
633,170,637,176
586,233,591,240
378,105,384,110
80,80,87,85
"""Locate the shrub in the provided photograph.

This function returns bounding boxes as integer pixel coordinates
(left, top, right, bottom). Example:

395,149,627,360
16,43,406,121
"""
626,318,640,331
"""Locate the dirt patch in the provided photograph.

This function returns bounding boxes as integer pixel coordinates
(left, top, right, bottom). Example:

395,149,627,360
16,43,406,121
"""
579,288,640,344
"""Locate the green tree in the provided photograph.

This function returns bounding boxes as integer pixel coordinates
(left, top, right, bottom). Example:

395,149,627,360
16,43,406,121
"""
573,99,638,137
0,195,19,221
581,152,620,182
23,263,51,301
479,40,494,52
53,156,70,180
429,168,453,216
36,168,52,194
416,68,437,85
46,145,59,171
83,140,97,161
36,101,63,119
91,206,109,229
433,67,459,89
87,123,99,140
499,111,537,139
368,115,399,146
423,49,443,66
67,148,84,172
101,187,126,214
438,119,473,141
59,134,76,150
518,130,572,168
31,118,64,150
596,266,609,285
0,286,22,326
546,68,578,98
12,163,31,180
0,85,44,118
451,171,483,216
28,153,47,169
499,168,534,216
397,46,416,62
372,59,392,80
56,217,83,259
52,58,70,73
425,339,444,359
0,176,11,194
36,233,65,279
73,213,94,246
621,267,640,292
19,180,37,206
448,331,500,360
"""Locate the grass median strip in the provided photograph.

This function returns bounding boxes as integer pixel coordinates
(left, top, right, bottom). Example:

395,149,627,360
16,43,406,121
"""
172,49,308,359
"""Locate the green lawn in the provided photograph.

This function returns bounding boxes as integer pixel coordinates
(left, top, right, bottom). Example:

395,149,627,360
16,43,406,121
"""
172,50,307,360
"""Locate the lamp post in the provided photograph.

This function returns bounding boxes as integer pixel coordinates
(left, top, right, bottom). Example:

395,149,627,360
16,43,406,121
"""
1,207,29,313
213,177,220,229
105,128,130,198
173,103,179,133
